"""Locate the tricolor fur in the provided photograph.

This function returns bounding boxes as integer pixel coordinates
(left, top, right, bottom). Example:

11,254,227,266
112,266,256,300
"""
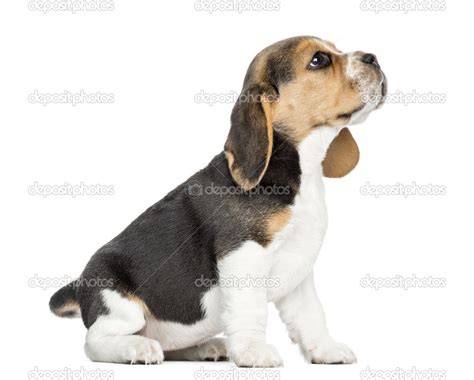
49,36,386,367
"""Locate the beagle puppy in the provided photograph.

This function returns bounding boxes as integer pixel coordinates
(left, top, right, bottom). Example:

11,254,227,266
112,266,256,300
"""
50,36,386,367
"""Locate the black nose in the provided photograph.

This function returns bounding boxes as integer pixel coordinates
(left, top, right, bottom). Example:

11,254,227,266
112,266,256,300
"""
361,53,378,66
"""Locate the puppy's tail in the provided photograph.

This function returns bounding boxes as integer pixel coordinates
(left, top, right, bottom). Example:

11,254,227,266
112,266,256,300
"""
49,280,81,318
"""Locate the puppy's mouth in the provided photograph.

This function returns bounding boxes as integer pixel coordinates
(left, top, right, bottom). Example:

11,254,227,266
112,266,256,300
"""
344,70,387,126
335,104,366,121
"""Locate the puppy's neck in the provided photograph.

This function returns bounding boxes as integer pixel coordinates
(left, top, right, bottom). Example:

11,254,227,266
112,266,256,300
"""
297,126,344,175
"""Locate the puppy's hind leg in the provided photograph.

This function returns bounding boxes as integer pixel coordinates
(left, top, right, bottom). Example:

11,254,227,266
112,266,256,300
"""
165,338,228,361
84,290,164,364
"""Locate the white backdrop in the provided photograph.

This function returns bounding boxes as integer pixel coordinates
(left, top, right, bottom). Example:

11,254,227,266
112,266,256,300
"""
1,0,472,379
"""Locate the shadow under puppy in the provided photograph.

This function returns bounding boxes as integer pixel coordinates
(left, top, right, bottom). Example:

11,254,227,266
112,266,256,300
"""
50,36,386,367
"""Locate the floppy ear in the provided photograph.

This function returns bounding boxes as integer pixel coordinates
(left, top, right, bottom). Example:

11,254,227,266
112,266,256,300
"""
323,128,360,178
224,84,278,190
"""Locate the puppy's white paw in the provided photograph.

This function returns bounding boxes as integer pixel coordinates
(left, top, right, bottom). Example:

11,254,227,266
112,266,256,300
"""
230,341,283,368
198,338,228,361
125,337,164,365
309,341,356,364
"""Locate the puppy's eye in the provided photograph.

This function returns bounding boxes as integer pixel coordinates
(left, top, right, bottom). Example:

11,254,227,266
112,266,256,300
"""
308,52,331,70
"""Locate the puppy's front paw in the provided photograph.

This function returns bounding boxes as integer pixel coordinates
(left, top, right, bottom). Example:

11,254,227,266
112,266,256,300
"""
230,341,283,368
309,341,356,364
125,337,164,365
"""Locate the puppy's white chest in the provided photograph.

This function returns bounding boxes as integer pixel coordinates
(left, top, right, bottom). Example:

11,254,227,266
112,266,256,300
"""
267,128,341,300
267,171,327,297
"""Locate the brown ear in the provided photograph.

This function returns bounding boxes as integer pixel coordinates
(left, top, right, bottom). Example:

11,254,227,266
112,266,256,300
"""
224,84,278,190
323,128,360,178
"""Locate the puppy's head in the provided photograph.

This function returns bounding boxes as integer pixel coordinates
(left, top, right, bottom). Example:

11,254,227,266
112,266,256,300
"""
225,36,387,190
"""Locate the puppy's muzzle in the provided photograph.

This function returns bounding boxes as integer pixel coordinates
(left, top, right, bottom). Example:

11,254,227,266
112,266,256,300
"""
356,51,387,107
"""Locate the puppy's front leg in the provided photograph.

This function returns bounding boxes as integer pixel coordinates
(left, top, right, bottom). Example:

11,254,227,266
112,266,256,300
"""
275,271,356,364
219,241,283,368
